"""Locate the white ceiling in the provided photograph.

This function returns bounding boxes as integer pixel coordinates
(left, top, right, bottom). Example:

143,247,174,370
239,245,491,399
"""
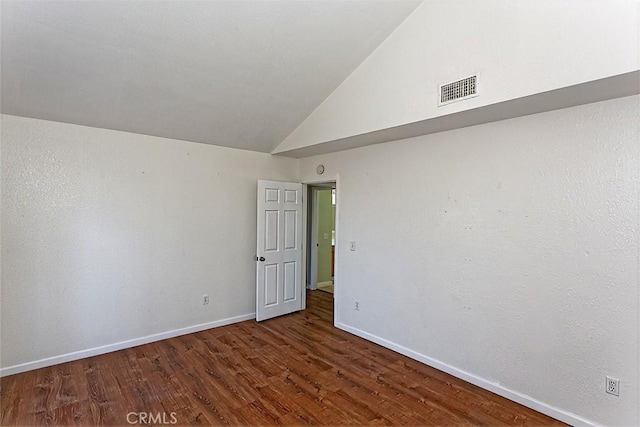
1,0,420,153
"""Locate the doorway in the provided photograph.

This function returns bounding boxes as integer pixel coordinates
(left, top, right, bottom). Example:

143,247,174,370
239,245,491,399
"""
306,182,336,301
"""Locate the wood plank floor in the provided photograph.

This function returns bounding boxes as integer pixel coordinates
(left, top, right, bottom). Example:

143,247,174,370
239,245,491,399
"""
1,291,565,426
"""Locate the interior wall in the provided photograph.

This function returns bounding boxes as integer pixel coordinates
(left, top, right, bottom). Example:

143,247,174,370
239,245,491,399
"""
275,0,639,154
0,114,298,374
297,96,640,426
316,188,334,284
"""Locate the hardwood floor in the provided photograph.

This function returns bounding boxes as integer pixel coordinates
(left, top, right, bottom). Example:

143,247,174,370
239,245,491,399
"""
1,291,564,426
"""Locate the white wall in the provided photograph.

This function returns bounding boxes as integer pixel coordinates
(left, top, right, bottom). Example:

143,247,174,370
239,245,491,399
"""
0,115,298,374
298,96,640,426
275,0,639,154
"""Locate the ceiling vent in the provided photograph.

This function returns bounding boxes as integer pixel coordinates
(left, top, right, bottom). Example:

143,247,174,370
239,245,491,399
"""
439,75,478,106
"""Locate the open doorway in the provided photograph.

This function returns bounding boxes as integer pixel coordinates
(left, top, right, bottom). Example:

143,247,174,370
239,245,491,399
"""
306,182,336,303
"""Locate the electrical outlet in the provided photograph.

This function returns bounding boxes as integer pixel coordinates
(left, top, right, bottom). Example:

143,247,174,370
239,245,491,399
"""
203,295,210,305
355,300,360,311
605,376,620,396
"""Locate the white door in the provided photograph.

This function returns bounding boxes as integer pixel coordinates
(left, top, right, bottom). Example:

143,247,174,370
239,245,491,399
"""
256,180,303,321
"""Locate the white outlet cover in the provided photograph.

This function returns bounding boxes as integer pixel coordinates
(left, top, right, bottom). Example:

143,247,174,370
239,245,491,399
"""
606,376,620,396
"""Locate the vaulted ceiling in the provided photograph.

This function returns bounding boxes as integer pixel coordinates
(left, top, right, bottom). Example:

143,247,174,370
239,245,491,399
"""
1,0,421,152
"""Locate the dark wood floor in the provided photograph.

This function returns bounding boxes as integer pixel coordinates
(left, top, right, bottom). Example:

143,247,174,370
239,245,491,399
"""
1,291,564,426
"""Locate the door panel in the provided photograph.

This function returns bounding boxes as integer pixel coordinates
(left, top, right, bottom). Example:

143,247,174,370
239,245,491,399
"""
264,264,278,306
256,180,303,321
265,210,279,252
283,262,296,301
284,210,297,249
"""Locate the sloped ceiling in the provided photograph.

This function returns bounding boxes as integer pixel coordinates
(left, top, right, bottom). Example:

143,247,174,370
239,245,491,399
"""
1,0,420,152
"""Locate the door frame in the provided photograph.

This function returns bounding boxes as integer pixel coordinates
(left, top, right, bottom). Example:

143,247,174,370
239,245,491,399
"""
301,176,339,321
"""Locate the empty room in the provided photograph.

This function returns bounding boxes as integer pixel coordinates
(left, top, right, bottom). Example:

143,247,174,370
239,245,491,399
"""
1,0,639,426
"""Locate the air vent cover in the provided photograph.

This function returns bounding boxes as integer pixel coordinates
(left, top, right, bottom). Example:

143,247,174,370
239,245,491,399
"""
439,75,478,106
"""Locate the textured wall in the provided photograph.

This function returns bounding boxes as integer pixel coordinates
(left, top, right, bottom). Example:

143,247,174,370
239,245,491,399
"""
298,96,640,426
1,115,298,371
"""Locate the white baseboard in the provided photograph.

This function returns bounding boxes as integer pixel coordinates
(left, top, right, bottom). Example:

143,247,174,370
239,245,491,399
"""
0,313,255,378
335,321,596,427
317,281,333,287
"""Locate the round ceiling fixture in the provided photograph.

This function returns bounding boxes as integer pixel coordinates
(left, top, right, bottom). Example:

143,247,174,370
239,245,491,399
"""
316,165,325,175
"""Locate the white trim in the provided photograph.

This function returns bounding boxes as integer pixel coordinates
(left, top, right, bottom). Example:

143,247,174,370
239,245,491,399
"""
310,187,320,290
333,176,340,325
301,183,308,310
0,313,255,377
335,322,597,427
317,281,333,288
